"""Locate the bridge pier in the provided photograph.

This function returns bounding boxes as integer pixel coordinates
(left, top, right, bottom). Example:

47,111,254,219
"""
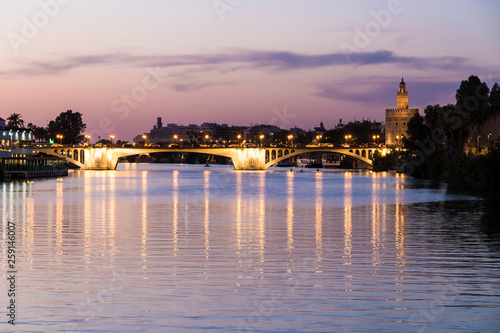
230,148,266,170
83,148,121,170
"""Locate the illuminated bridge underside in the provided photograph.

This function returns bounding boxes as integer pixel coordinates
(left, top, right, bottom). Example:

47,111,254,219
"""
34,147,381,170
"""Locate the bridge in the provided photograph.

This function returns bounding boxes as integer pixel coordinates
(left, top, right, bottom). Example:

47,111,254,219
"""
33,146,385,170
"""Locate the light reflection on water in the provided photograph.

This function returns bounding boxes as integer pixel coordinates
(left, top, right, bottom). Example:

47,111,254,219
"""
1,164,500,332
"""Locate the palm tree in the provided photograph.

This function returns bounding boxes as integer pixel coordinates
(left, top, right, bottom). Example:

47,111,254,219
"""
7,113,25,128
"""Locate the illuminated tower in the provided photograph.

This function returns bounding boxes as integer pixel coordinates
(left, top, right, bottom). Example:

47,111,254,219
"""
385,78,419,146
397,78,408,109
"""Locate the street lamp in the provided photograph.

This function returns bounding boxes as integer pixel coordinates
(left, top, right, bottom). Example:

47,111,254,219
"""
85,135,91,145
142,135,147,147
316,134,322,145
477,135,481,150
174,134,178,144
205,134,209,145
56,134,63,145
287,134,293,146
259,134,264,147
345,134,352,145
237,134,241,145
110,135,115,146
373,134,380,143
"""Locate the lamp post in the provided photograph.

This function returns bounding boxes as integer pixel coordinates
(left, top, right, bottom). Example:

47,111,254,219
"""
344,134,351,145
110,135,115,146
396,135,400,146
174,134,178,145
142,135,147,147
85,135,91,145
373,134,380,144
477,135,481,151
316,134,322,146
287,134,293,146
237,134,241,146
205,134,209,146
488,133,492,146
259,134,264,147
56,134,63,145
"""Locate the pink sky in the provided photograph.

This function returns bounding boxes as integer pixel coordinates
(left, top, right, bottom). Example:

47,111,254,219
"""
1,0,499,141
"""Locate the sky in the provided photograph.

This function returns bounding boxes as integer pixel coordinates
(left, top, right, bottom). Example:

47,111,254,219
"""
1,0,499,141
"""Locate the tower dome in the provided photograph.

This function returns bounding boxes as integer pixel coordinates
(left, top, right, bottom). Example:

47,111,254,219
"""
399,77,406,93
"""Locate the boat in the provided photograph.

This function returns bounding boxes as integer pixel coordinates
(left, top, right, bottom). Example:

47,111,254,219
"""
296,155,322,168
322,153,342,168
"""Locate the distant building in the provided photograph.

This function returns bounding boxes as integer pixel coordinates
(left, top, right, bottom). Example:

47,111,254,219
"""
0,116,34,160
314,121,326,134
289,126,306,137
134,120,205,144
385,78,419,146
134,117,247,144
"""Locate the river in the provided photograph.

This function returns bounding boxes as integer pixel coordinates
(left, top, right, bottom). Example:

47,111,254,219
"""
1,164,499,332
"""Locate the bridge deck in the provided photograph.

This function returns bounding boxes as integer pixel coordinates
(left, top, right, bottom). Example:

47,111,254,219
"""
33,146,386,170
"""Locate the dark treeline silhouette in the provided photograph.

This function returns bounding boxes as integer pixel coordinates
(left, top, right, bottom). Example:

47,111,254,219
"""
399,75,500,206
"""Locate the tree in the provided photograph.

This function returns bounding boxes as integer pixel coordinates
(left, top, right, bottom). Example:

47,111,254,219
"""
33,126,49,143
47,110,86,144
403,113,428,150
372,150,390,171
7,113,25,128
443,75,495,162
274,130,292,144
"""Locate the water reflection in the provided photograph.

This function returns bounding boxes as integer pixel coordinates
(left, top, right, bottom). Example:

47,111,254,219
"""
26,187,35,270
84,172,92,268
343,172,353,292
3,166,496,332
55,180,63,263
394,173,407,307
173,170,179,277
286,171,294,253
173,170,179,257
315,172,323,279
204,170,210,277
236,171,243,260
108,171,116,264
371,172,381,269
141,171,148,271
258,172,266,275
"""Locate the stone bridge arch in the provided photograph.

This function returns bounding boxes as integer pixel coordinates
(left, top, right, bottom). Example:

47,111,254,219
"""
34,147,384,170
264,148,378,169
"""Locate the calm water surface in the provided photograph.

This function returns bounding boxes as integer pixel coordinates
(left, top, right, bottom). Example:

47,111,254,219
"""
1,164,500,332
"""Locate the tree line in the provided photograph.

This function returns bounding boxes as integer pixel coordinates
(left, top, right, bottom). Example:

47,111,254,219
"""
5,110,86,145
375,75,500,206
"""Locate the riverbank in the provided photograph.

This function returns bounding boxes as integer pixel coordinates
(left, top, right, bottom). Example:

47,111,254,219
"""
4,169,68,179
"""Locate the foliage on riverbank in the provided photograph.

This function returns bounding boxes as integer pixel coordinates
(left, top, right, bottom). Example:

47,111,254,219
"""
399,75,500,206
447,141,500,206
372,75,500,206
372,150,398,172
